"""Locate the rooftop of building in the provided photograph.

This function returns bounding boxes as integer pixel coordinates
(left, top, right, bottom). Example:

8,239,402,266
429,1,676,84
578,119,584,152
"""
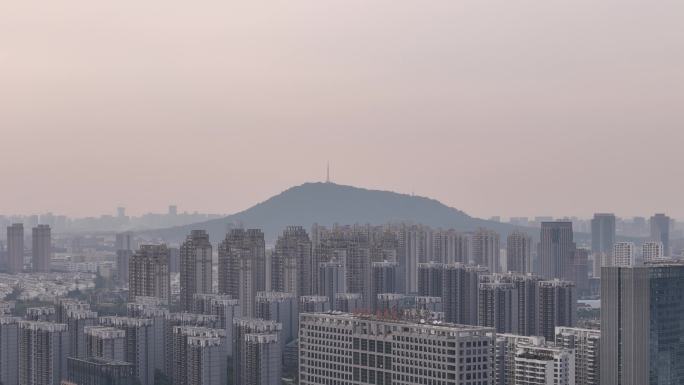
300,311,494,335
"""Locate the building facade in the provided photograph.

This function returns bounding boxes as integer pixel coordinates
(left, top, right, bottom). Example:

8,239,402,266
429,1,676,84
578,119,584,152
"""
299,312,496,385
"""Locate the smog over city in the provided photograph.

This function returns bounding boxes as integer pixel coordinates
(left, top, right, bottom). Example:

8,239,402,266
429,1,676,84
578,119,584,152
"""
1,1,683,384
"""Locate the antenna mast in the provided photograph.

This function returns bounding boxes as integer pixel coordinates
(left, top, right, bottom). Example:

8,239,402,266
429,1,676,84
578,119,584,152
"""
326,162,331,183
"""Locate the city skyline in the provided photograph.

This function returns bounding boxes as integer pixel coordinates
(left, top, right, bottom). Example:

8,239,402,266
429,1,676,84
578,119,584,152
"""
1,181,683,222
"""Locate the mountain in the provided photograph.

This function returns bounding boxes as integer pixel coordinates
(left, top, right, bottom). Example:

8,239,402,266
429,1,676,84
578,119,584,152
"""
141,182,532,243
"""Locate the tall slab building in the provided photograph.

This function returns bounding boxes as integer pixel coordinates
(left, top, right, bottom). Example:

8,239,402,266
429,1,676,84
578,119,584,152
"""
601,263,684,385
179,230,213,311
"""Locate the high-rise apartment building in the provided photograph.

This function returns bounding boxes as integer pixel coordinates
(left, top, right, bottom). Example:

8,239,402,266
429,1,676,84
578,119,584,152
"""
612,242,635,267
124,302,168,377
345,244,372,309
513,344,575,385
494,333,545,385
443,264,486,325
539,222,575,279
642,241,664,262
115,232,134,252
85,326,126,362
536,279,576,341
569,248,589,296
601,263,684,385
591,213,615,255
233,318,282,385
115,233,134,284
370,261,397,311
255,291,298,345
417,262,444,297
171,326,227,385
432,229,470,264
18,321,69,385
7,223,24,274
298,312,496,385
271,226,313,298
179,230,213,311
0,317,19,385
506,230,532,274
317,260,345,309
472,228,501,273
31,224,51,272
128,245,170,302
193,293,240,355
116,250,132,285
555,327,600,385
396,225,426,294
650,213,671,256
478,276,518,333
99,317,155,385
218,229,266,317
65,309,98,358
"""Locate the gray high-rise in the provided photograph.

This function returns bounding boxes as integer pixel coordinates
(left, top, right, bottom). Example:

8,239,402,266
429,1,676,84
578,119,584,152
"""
218,229,266,317
317,260,345,309
556,327,600,385
472,228,501,273
179,230,213,311
255,291,298,345
370,261,397,311
506,230,532,273
18,321,69,385
536,279,576,341
478,277,518,333
99,317,155,385
271,226,313,298
417,262,444,297
129,245,170,303
0,317,19,385
233,318,282,385
7,223,23,274
539,222,575,279
590,213,615,255
442,264,486,325
601,263,684,385
650,213,671,256
31,225,51,272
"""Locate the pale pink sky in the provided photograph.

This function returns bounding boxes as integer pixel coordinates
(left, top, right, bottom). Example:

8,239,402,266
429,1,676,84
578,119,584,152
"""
1,0,683,219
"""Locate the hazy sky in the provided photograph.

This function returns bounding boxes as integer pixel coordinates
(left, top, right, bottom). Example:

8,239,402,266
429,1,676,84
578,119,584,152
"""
2,0,683,219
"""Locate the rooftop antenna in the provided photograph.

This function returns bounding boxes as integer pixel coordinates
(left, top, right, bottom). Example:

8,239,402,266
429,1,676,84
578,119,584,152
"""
326,162,331,183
